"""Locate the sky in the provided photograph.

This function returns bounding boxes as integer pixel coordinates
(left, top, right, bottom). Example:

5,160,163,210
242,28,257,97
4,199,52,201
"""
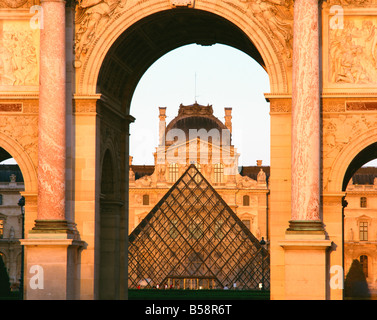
129,44,271,167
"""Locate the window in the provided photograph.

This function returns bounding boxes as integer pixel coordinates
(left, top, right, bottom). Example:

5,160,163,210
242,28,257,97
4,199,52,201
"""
360,255,368,277
359,222,368,241
214,163,224,183
142,194,149,206
360,197,367,208
243,195,250,206
0,194,2,205
169,163,179,183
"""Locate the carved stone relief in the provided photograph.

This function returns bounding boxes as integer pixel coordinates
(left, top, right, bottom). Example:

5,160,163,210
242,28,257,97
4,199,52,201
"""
237,0,294,61
0,0,32,8
1,113,38,167
323,113,377,157
325,0,377,6
0,21,39,86
329,16,377,85
74,0,126,63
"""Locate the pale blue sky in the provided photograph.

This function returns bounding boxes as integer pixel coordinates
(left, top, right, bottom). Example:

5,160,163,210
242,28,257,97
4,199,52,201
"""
129,44,271,167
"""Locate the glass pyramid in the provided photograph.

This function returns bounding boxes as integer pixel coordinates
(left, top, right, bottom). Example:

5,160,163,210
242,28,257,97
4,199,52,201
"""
128,165,270,290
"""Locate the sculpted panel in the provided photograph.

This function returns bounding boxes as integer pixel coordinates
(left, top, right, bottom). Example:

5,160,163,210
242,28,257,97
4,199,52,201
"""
75,0,126,62
237,0,293,61
323,113,377,157
329,16,377,85
0,0,31,8
0,21,39,87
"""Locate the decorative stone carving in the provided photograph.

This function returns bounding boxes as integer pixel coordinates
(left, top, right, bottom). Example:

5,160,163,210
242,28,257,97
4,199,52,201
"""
257,168,266,185
269,99,291,113
325,0,374,6
329,17,377,84
171,0,194,7
75,0,126,62
236,175,257,188
0,0,30,8
238,0,293,60
323,114,377,156
0,25,39,86
0,103,22,112
135,175,152,187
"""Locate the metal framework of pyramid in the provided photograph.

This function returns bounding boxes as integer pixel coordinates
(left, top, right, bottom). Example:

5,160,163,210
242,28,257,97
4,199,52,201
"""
128,165,270,290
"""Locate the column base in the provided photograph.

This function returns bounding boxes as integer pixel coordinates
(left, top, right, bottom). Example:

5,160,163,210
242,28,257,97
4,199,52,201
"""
29,220,79,239
21,238,85,300
286,220,326,239
280,220,332,299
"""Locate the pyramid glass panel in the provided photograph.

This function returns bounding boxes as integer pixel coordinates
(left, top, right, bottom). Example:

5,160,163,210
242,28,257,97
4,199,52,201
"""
128,165,270,290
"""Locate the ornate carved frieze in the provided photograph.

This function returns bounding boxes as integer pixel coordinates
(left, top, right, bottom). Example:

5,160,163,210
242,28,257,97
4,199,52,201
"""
325,0,377,7
346,101,377,110
0,103,22,112
269,99,291,113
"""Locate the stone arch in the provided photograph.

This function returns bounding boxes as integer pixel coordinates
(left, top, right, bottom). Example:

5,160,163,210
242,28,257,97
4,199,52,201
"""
0,133,37,195
327,129,377,192
76,0,291,101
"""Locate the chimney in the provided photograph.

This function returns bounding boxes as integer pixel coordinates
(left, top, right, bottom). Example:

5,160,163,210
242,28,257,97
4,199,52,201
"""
224,108,232,134
159,107,167,146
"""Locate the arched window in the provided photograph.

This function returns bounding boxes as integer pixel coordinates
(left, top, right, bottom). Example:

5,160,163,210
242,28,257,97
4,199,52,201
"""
360,255,368,277
142,194,149,206
360,197,367,208
214,163,224,183
169,163,179,183
243,195,250,206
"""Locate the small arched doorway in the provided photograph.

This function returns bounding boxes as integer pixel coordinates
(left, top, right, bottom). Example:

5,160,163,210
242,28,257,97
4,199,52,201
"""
0,148,26,296
342,142,377,298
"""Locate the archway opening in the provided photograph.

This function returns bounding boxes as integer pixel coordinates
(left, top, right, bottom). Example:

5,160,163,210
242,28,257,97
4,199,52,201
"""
97,8,266,113
0,148,25,296
342,143,377,299
96,7,272,299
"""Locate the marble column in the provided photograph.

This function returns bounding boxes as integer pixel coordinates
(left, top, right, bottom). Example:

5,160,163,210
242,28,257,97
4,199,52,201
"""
36,0,67,227
290,0,322,230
